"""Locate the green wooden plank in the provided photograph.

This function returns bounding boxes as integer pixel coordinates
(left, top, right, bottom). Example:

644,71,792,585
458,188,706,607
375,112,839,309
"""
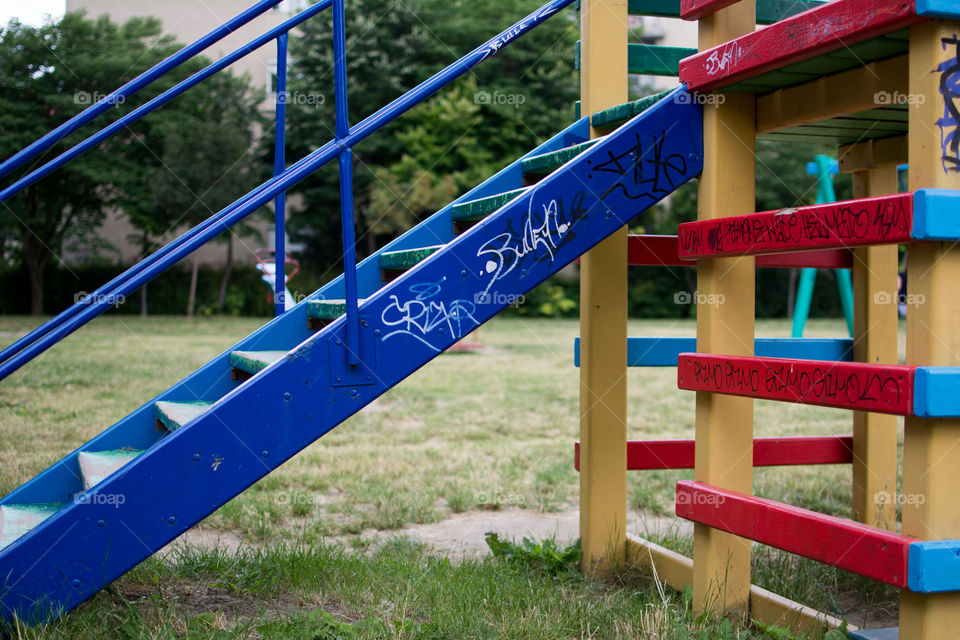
576,42,696,76
379,245,444,270
522,139,600,176
625,0,824,24
451,189,527,222
591,90,671,129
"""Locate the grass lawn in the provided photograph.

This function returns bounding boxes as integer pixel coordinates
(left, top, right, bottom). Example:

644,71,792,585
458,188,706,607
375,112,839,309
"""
0,314,901,638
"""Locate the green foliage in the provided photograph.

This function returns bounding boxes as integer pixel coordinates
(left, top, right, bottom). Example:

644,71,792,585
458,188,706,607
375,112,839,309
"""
0,12,269,314
485,533,582,577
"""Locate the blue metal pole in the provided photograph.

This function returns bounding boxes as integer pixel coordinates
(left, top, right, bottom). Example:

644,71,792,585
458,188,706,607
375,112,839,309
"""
0,0,286,183
0,0,332,204
0,0,577,381
333,0,360,366
274,34,289,317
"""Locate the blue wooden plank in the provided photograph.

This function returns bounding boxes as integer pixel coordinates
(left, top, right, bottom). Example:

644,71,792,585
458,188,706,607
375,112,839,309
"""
912,189,960,241
574,337,854,367
0,119,589,507
0,89,701,621
912,367,960,417
915,0,960,19
908,539,960,592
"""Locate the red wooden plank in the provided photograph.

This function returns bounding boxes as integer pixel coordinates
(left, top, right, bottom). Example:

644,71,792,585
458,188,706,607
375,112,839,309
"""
675,480,916,587
679,0,922,92
574,435,852,470
625,235,853,268
680,0,740,21
677,194,912,259
677,354,915,415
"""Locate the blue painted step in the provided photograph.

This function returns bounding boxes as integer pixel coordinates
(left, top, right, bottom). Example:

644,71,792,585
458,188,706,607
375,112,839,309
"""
451,188,528,223
0,504,65,550
154,401,213,431
77,450,143,490
230,350,287,378
306,298,368,330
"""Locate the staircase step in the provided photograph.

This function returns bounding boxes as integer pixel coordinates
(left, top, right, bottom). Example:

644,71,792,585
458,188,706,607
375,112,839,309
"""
451,189,528,222
306,298,368,330
77,449,143,490
379,245,444,279
591,90,671,130
522,139,601,176
230,350,287,377
0,503,65,550
154,401,212,431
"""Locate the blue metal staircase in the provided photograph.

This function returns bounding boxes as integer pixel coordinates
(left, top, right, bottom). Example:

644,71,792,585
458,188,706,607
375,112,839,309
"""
0,0,704,623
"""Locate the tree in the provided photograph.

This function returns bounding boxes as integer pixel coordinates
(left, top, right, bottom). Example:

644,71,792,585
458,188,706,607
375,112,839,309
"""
0,12,269,315
284,0,578,271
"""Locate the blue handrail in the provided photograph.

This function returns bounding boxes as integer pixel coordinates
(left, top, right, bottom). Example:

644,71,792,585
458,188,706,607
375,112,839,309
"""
0,0,285,183
0,0,333,363
0,0,576,382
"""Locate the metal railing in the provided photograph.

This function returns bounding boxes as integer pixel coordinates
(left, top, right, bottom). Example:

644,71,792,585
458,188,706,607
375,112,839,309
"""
0,0,575,381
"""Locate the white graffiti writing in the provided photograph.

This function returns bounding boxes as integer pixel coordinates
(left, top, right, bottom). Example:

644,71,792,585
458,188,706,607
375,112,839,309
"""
380,278,478,352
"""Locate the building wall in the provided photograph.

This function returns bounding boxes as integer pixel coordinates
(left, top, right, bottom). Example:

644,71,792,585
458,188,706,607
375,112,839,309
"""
64,0,309,268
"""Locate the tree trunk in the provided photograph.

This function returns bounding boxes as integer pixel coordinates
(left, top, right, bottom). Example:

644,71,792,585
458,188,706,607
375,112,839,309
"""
187,255,199,319
140,229,149,317
218,236,233,312
21,233,48,316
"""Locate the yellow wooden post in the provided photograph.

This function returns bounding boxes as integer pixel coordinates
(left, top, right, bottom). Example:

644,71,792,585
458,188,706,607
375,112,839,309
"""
578,0,628,574
692,0,756,617
850,167,900,530
900,18,960,637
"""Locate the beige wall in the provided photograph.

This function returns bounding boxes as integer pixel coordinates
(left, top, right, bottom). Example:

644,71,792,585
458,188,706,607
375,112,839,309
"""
64,0,305,267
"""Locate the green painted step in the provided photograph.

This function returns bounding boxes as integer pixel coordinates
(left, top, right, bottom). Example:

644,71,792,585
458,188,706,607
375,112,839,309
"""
0,503,66,549
625,0,825,24
77,449,143,490
154,401,212,431
306,298,369,320
591,90,671,130
522,138,602,176
230,350,287,376
451,189,528,222
379,245,444,271
847,629,897,640
575,42,696,76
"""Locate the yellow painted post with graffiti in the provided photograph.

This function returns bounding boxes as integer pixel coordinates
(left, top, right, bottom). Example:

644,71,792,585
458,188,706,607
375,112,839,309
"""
578,0,629,574
692,0,757,617
850,166,900,531
900,18,960,637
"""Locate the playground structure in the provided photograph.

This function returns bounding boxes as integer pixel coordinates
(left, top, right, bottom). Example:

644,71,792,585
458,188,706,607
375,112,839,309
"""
0,0,957,638
254,248,300,312
576,1,960,638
